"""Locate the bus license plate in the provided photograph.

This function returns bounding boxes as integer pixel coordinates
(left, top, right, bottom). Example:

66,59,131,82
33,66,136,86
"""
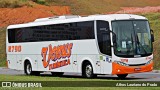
134,68,141,71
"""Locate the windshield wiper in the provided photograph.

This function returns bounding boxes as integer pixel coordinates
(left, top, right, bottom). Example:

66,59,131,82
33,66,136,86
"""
136,34,148,54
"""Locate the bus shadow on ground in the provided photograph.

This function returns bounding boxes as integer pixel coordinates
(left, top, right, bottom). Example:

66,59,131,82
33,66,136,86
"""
39,73,146,80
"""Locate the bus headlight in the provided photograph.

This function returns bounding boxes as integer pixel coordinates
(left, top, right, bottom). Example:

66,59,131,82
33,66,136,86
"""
114,61,129,66
145,60,152,65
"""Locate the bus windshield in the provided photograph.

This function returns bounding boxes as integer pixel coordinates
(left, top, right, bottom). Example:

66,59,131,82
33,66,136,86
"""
112,20,153,57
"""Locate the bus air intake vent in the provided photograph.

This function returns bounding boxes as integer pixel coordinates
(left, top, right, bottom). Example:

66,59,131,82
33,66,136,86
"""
128,63,146,66
34,15,81,22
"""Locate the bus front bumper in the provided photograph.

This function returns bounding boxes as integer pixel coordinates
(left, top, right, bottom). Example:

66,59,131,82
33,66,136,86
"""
112,61,153,75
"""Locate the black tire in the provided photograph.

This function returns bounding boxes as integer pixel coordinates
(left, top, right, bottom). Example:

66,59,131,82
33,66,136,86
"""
117,74,128,79
51,72,64,77
33,71,40,76
24,61,33,75
24,61,40,76
82,62,96,78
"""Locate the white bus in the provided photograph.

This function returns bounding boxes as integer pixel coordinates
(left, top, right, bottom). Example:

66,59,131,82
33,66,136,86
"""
6,14,154,78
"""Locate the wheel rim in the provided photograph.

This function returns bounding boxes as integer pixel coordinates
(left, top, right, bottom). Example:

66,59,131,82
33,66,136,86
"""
26,64,31,74
85,64,92,77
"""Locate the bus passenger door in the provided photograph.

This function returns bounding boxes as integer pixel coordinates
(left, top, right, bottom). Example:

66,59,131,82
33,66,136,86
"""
96,20,112,74
100,33,112,74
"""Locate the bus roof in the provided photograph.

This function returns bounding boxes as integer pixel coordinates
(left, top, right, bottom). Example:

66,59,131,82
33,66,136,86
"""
7,14,147,29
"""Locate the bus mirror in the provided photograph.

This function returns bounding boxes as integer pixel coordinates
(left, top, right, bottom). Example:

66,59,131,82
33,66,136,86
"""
113,34,116,44
151,34,154,42
151,29,154,42
109,30,116,44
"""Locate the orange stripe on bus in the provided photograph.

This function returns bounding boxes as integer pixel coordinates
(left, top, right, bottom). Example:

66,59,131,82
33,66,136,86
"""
112,61,153,75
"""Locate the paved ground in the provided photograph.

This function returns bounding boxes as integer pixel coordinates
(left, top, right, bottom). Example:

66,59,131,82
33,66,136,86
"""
0,67,160,81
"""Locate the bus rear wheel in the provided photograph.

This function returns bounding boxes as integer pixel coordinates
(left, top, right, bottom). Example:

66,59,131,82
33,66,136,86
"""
24,61,40,76
117,74,128,79
24,61,33,75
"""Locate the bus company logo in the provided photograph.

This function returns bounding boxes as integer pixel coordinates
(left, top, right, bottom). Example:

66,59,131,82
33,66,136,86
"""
2,82,11,87
41,43,73,70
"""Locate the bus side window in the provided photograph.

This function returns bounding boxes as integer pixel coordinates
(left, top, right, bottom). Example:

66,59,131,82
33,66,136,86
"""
8,29,16,43
8,21,95,43
97,21,111,56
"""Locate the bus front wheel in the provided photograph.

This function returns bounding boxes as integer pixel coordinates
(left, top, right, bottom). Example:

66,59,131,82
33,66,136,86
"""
117,74,128,79
82,62,97,78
